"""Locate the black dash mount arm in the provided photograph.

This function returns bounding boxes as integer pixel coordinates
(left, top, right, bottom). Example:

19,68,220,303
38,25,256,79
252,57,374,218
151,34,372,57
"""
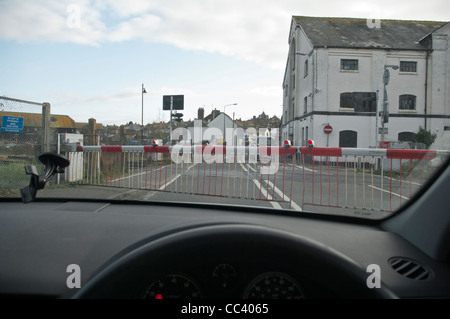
20,153,70,203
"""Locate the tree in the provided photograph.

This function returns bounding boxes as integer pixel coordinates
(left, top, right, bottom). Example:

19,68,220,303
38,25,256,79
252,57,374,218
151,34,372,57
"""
413,126,437,149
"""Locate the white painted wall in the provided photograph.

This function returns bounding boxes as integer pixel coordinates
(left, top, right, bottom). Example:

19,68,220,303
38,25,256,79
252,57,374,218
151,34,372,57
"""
281,19,450,149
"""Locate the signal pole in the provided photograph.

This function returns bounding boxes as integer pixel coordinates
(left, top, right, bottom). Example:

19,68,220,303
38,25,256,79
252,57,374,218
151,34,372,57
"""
380,65,399,143
169,96,173,145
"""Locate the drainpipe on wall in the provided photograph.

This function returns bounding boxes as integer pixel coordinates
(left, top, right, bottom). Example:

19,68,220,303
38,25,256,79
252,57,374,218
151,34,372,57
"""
311,50,316,145
424,50,430,130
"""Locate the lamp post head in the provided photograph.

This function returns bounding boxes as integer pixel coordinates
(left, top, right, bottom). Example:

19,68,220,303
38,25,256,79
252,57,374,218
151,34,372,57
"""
384,64,399,70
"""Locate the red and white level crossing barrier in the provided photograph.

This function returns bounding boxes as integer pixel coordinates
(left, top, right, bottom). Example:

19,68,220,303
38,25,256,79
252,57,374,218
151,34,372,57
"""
299,146,449,214
66,145,449,214
69,145,297,209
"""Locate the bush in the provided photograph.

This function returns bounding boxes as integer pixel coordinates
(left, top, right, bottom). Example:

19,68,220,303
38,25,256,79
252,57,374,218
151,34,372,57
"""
413,127,437,149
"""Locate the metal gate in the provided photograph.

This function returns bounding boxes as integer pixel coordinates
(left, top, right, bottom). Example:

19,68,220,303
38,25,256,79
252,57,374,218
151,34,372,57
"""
69,145,298,207
68,144,449,214
0,96,51,196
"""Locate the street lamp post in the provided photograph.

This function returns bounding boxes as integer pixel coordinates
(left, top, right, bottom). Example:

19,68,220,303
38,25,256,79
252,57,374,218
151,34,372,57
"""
223,103,237,145
141,84,147,143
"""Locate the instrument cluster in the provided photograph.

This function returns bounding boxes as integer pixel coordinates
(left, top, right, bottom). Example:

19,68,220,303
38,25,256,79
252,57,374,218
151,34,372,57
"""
141,263,305,299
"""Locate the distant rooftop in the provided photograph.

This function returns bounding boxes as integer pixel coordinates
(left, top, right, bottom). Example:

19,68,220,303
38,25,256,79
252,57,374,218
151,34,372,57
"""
1,111,76,129
293,16,448,50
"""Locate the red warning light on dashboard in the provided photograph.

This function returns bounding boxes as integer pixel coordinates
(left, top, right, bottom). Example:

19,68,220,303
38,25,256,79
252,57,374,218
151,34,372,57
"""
155,294,163,299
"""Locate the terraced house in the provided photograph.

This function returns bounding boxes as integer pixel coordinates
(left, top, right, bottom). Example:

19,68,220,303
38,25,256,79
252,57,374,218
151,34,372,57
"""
281,16,450,149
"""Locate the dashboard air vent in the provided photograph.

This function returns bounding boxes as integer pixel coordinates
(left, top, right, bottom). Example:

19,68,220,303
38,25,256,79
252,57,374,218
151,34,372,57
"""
388,257,432,281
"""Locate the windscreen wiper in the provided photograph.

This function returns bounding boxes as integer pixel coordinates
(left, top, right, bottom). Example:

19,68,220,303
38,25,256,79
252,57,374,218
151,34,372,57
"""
20,153,70,203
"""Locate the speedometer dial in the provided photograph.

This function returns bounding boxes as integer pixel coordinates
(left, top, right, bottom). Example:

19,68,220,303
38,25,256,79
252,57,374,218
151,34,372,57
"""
142,274,203,299
243,272,304,299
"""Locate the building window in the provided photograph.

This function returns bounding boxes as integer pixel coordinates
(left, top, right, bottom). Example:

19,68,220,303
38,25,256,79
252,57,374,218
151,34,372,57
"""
305,126,309,145
399,95,416,110
340,92,353,109
302,127,305,146
304,59,308,78
353,92,376,112
341,59,358,71
340,92,376,112
304,97,308,114
400,61,417,73
292,75,295,90
339,130,357,148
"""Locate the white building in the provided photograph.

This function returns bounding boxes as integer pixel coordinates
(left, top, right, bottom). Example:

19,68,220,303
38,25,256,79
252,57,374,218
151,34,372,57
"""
281,16,450,148
186,109,244,145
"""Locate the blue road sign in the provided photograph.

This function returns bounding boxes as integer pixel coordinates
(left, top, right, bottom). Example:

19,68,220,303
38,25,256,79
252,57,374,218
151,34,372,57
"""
1,115,24,133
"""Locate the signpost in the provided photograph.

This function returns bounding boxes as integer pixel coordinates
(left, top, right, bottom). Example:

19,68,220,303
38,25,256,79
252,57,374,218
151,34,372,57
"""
1,116,24,133
323,124,332,147
163,95,184,144
380,65,398,143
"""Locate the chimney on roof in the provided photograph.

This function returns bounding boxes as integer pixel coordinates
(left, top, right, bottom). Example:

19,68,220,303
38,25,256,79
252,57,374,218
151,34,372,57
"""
198,107,204,120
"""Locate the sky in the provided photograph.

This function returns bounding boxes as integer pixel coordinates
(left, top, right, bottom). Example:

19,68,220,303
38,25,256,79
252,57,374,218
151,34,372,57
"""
0,0,448,126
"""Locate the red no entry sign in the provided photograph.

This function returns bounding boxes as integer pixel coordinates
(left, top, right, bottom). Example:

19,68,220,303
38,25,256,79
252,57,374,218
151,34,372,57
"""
324,125,333,135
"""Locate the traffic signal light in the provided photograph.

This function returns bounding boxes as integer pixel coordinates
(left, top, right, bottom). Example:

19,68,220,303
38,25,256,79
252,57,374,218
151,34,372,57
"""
173,112,183,122
308,139,314,150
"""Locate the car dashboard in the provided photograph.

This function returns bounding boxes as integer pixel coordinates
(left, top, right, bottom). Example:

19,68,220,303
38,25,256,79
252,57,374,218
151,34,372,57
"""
1,198,450,300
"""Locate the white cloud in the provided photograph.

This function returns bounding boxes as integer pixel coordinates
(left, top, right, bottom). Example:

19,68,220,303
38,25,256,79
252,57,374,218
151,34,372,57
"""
249,86,282,98
1,0,448,70
93,0,159,18
0,0,106,45
54,87,138,106
0,0,291,69
108,14,162,42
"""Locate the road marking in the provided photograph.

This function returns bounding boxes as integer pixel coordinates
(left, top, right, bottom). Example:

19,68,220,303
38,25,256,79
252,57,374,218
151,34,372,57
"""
295,164,315,173
383,175,421,186
143,192,156,201
252,179,282,209
263,180,302,211
368,185,409,200
111,166,166,183
159,174,182,190
185,163,196,172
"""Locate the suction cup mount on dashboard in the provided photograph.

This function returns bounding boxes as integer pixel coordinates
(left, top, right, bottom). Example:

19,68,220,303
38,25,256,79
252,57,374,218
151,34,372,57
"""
20,153,70,203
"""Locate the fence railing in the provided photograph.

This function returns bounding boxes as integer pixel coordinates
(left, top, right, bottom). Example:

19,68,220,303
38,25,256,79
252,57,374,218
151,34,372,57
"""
69,145,297,204
67,145,449,213
0,96,50,195
298,147,448,214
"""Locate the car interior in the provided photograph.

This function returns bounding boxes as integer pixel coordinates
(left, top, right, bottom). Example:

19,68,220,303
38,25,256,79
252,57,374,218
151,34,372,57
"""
0,154,449,299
